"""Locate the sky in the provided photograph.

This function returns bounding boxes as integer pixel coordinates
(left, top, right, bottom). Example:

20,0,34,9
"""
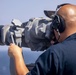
0,0,76,25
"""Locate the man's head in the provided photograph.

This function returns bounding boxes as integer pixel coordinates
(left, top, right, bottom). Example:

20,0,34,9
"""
52,3,76,42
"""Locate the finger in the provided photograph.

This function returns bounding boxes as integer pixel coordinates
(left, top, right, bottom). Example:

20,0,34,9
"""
10,43,15,46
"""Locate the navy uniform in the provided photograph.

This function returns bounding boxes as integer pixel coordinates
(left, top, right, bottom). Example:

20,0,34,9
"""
27,33,76,75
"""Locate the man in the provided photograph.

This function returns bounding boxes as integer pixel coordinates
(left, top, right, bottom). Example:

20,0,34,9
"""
8,4,76,75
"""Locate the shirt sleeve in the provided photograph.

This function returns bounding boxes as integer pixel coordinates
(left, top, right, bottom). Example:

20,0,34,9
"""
26,48,59,75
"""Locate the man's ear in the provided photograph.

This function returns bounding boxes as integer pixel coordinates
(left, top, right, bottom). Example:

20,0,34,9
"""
44,10,55,18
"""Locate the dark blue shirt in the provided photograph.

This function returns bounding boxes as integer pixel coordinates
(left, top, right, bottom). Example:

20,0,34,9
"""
27,33,76,75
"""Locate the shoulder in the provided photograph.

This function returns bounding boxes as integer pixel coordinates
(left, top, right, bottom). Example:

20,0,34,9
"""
47,43,64,52
37,42,66,62
45,43,66,58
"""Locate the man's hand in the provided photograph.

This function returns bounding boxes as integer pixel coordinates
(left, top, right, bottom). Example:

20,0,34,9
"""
8,43,22,58
8,43,29,75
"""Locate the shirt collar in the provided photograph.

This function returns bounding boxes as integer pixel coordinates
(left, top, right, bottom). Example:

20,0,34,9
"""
64,33,76,41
